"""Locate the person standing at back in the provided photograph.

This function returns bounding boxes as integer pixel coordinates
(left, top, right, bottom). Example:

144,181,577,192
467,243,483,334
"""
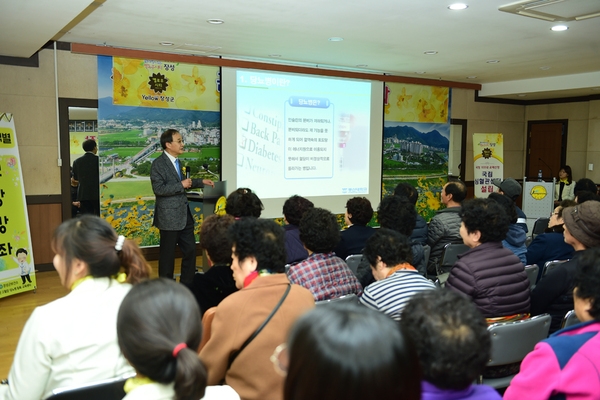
394,183,428,245
71,139,100,216
151,129,214,285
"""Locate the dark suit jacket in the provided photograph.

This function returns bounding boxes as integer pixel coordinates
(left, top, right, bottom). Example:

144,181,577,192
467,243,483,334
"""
334,224,375,260
72,152,99,201
150,152,204,231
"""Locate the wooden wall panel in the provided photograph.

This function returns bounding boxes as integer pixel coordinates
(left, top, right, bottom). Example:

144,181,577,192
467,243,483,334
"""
26,203,62,270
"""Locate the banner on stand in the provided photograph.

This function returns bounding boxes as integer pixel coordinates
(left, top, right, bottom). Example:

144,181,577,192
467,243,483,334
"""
473,133,504,198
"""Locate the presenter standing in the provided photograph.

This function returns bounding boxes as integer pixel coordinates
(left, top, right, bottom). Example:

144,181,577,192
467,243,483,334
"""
151,129,214,285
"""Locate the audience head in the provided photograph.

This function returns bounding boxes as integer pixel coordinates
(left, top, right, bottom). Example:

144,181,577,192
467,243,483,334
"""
393,182,419,205
82,139,97,153
459,198,509,246
562,201,600,250
442,180,467,205
160,128,180,150
377,195,417,237
200,214,235,266
558,165,573,184
282,195,314,226
299,207,341,254
576,191,600,204
226,187,264,218
227,217,286,288
488,192,518,224
491,177,522,201
345,197,373,226
574,178,597,197
548,199,577,233
51,215,151,288
364,229,413,280
401,290,490,390
573,248,600,322
283,303,421,400
117,278,207,400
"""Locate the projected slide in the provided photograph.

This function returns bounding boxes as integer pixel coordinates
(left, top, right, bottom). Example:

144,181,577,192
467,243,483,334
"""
236,70,372,199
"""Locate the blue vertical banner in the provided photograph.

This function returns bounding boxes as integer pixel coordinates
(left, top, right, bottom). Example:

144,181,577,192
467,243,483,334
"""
0,113,36,298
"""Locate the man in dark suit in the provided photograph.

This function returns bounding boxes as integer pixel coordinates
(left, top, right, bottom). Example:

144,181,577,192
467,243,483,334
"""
151,129,214,285
71,139,100,216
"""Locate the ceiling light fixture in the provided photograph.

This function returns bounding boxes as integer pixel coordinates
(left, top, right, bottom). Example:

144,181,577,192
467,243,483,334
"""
269,54,281,58
467,76,477,79
159,41,174,46
424,50,438,55
328,37,344,42
207,19,224,24
415,71,426,74
486,59,500,64
356,64,368,68
551,25,568,31
540,66,551,70
448,3,468,10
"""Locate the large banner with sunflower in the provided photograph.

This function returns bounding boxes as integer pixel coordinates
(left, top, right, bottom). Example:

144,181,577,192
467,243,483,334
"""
383,83,451,220
0,113,36,299
96,56,221,246
473,133,504,198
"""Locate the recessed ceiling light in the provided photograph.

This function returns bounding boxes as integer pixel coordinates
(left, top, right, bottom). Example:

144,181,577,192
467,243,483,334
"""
356,64,368,68
207,19,224,24
551,25,568,31
159,41,174,46
486,60,500,64
269,54,281,58
424,50,438,55
448,3,468,10
415,71,426,74
540,66,551,70
467,76,477,79
328,37,344,42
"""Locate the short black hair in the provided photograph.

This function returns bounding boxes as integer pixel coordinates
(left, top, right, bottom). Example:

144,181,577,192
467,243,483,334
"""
283,195,314,226
200,214,235,265
574,178,597,196
577,191,600,204
488,192,518,223
346,197,373,226
227,217,286,273
459,198,509,243
401,290,491,390
82,139,97,152
573,247,600,320
16,248,28,256
363,228,412,267
445,180,467,203
225,188,264,218
299,207,341,253
160,129,179,150
285,303,421,400
377,195,416,237
393,182,418,205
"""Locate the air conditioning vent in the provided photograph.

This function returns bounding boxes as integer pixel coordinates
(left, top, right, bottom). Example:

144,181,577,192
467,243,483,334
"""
499,0,600,21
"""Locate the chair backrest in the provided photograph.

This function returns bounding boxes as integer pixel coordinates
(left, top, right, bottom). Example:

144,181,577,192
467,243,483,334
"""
486,314,551,367
199,306,217,352
437,243,469,275
543,259,569,277
345,254,363,275
316,293,358,306
47,373,134,400
532,218,549,238
524,264,539,289
422,245,431,269
561,309,581,329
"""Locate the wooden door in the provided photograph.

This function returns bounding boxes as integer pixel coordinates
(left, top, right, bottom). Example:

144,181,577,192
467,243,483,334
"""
526,120,567,181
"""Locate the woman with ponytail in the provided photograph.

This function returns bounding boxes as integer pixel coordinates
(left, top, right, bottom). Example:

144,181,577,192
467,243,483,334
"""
0,215,151,400
118,278,239,400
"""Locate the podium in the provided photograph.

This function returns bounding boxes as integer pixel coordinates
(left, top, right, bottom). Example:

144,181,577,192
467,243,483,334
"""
522,177,554,233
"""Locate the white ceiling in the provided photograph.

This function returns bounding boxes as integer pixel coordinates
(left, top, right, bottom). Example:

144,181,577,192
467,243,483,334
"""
2,0,600,101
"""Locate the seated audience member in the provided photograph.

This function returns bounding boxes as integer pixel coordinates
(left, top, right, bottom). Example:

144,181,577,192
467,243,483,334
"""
574,178,598,197
187,214,238,316
333,197,375,261
446,198,530,319
526,199,576,277
491,177,528,232
554,165,575,206
282,195,314,264
358,195,427,287
427,180,466,275
576,190,600,204
488,192,527,265
117,279,239,400
282,303,421,400
531,200,600,333
401,290,502,400
288,208,362,301
359,229,435,320
225,187,263,218
0,215,151,400
394,182,428,245
505,248,600,400
200,218,314,400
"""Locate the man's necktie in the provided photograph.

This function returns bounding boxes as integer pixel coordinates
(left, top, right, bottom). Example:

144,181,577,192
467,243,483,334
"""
175,159,182,180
